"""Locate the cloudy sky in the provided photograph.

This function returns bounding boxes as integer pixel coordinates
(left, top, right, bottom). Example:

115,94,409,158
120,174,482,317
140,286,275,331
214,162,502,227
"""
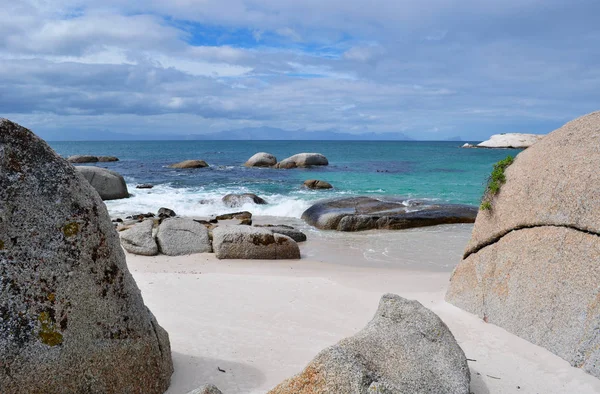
2,0,599,140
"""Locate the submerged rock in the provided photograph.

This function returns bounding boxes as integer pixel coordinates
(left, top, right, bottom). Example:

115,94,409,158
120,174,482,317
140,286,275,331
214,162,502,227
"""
157,218,212,256
137,183,154,189
98,155,119,162
120,219,159,256
222,193,267,207
212,226,300,259
447,110,600,379
269,294,470,394
244,152,277,167
303,179,333,189
275,153,328,169
67,154,98,163
0,119,173,393
75,165,129,200
168,160,209,169
302,197,477,231
476,133,543,149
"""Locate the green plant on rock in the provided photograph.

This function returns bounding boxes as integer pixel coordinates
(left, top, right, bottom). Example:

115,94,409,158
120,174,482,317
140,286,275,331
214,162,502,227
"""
480,155,514,211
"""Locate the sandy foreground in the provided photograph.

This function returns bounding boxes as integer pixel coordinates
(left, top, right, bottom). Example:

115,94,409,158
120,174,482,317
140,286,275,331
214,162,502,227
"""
125,222,600,394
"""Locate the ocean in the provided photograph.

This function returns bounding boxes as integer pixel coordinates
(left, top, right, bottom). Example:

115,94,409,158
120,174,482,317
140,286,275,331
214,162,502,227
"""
48,140,519,219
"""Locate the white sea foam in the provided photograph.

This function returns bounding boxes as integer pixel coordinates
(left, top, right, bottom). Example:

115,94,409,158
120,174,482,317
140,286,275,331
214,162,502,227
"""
104,182,316,219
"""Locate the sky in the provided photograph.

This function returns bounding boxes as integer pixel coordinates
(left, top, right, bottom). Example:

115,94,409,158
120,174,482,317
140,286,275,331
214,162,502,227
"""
1,0,599,140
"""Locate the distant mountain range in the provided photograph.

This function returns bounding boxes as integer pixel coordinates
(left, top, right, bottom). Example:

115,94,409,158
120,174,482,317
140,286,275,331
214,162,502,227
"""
41,126,417,141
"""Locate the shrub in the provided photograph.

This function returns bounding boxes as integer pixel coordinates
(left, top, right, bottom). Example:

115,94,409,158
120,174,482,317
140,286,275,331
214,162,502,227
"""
480,155,514,211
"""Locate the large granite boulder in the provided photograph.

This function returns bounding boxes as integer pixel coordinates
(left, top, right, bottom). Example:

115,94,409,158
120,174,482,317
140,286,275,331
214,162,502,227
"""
275,153,328,169
269,294,470,393
168,160,209,169
302,197,477,231
212,226,300,259
120,220,159,256
75,166,129,200
476,133,543,148
156,218,212,256
446,111,600,379
0,119,173,393
244,152,277,167
222,193,267,207
67,155,98,163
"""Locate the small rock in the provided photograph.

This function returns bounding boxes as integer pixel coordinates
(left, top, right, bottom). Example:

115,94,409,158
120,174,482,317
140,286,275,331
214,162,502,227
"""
216,211,253,220
256,225,307,242
98,156,119,162
136,184,154,189
222,193,267,208
239,218,253,225
303,179,333,189
168,160,209,169
158,207,177,218
67,155,98,163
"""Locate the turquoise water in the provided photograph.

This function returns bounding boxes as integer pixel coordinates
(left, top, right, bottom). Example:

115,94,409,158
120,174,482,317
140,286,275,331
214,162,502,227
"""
49,140,519,218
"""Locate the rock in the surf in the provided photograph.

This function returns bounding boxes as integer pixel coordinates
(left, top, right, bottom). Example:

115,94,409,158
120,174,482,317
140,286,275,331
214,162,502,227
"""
158,207,177,218
120,219,159,256
255,225,307,242
168,159,209,169
0,118,173,393
447,110,600,379
302,197,477,231
303,179,333,189
222,193,267,207
156,218,212,256
137,183,154,189
244,152,277,167
275,153,329,169
67,154,99,163
212,226,300,259
75,165,129,200
269,294,470,394
216,211,253,220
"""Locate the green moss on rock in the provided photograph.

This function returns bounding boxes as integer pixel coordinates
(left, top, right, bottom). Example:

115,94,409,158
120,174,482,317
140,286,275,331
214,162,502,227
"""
38,312,63,346
62,222,79,237
480,156,514,212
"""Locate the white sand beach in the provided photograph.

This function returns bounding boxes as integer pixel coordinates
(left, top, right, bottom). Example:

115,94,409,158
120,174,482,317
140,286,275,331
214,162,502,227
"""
125,221,600,394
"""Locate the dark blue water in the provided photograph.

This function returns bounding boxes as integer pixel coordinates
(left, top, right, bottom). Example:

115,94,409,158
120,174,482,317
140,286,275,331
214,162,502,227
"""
48,140,519,217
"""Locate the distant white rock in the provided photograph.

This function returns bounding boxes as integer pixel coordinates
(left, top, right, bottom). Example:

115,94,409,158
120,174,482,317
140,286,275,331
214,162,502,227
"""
476,133,543,149
461,143,475,148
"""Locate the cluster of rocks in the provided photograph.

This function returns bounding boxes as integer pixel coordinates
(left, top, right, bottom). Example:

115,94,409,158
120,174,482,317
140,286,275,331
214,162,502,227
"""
118,208,305,259
0,119,173,393
67,154,119,163
302,196,477,231
244,152,329,169
448,111,600,379
462,133,544,149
